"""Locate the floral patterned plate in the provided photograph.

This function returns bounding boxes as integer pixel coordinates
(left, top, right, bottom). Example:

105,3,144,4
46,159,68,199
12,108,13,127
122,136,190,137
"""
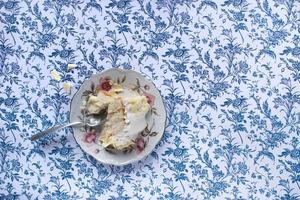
70,68,166,165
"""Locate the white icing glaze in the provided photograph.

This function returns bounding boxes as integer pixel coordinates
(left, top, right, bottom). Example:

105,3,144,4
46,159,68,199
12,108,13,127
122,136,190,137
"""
110,88,149,147
86,84,150,149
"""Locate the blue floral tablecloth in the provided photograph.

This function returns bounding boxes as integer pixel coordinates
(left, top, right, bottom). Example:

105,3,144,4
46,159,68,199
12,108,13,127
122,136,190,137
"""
1,0,300,199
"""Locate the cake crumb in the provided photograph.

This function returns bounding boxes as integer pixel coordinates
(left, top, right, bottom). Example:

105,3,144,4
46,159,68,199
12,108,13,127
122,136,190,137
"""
67,63,76,70
51,70,61,81
63,82,72,92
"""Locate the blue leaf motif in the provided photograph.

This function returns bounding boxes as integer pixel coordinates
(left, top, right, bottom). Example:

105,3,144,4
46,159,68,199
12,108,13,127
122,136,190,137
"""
145,2,154,17
279,149,290,157
204,51,213,67
198,0,218,12
26,51,46,64
255,150,275,163
256,49,276,61
89,51,97,66
151,151,159,160
146,51,159,60
176,173,188,181
32,100,41,116
262,0,272,14
233,124,247,132
27,147,46,160
203,1,218,10
234,23,248,31
50,49,60,57
198,100,218,112
163,49,174,57
280,47,292,55
262,100,271,117
203,150,212,166
83,0,102,15
33,4,41,17
139,50,159,63
263,150,275,161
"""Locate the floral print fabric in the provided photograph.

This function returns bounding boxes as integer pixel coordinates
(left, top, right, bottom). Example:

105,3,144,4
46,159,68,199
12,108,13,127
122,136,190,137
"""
0,0,300,199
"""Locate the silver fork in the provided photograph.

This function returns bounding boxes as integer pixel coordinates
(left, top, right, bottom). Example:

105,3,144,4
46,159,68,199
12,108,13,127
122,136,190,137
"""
30,116,102,141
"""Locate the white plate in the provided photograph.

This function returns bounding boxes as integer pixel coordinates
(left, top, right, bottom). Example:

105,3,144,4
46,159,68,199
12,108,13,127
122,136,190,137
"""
70,69,166,165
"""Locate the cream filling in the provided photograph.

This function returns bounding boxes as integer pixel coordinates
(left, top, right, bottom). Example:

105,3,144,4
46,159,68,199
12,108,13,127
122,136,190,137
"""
86,93,112,114
101,88,149,149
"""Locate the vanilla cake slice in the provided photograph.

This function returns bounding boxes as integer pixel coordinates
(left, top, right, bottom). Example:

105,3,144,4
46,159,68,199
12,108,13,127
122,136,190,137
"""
85,81,150,151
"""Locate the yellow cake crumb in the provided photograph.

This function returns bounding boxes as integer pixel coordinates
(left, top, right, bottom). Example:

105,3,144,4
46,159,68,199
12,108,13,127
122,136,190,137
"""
63,82,72,92
67,63,76,70
51,70,61,81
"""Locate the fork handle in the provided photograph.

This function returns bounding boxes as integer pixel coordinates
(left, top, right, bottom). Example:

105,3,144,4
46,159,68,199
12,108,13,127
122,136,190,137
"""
30,121,83,141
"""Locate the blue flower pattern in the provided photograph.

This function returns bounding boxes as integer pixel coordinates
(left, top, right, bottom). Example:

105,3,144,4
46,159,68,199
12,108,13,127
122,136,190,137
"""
0,0,300,199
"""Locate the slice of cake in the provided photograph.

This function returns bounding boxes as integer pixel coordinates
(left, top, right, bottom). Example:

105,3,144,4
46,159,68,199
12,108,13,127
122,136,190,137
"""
84,81,150,151
99,98,127,149
86,92,113,114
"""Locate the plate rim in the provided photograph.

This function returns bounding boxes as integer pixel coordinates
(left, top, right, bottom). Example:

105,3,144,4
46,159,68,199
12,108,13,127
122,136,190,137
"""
69,68,167,166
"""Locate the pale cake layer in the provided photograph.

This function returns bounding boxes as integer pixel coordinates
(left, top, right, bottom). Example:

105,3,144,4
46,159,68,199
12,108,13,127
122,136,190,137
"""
86,92,112,114
100,98,127,149
85,82,150,151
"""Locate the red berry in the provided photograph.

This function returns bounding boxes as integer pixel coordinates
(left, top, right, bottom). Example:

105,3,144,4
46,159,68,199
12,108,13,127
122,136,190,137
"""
101,81,111,91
